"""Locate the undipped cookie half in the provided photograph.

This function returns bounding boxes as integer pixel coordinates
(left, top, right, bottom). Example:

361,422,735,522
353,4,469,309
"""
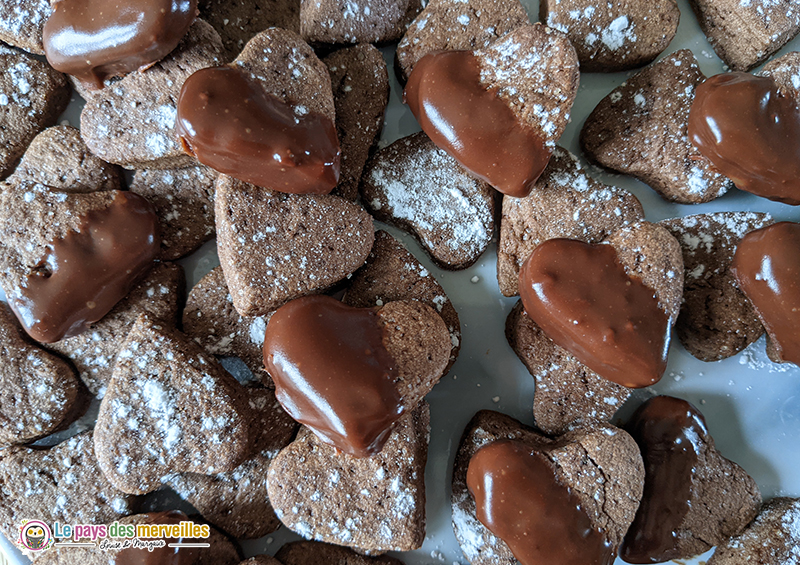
300,0,422,45
0,0,51,55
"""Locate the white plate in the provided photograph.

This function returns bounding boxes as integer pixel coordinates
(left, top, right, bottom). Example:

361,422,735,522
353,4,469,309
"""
2,0,800,563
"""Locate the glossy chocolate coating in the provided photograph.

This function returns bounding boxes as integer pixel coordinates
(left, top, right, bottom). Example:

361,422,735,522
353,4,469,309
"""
8,191,158,344
43,0,197,89
177,66,340,195
404,50,550,198
467,439,614,565
731,222,800,365
689,72,800,205
620,396,707,563
263,295,401,457
115,511,200,565
518,239,669,388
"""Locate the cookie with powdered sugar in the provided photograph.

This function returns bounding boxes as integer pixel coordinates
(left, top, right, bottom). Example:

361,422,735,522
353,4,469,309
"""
130,165,219,260
0,0,51,55
660,212,773,362
267,403,430,552
343,230,461,372
760,51,800,100
581,49,732,204
451,410,644,565
165,387,298,538
276,541,405,565
688,0,800,71
0,44,70,180
94,315,255,495
0,303,85,447
0,431,138,557
540,0,679,72
183,265,272,383
395,0,530,83
215,175,374,317
300,0,422,45
324,44,389,201
497,146,644,297
80,20,225,170
46,262,185,397
361,132,495,270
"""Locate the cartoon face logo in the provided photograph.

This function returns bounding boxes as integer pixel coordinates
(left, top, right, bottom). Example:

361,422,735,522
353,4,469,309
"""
19,520,52,551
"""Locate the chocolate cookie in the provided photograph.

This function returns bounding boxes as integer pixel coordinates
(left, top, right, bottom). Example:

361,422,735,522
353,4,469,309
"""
94,315,254,495
0,303,84,447
46,262,185,397
660,212,772,361
0,431,138,556
506,301,631,436
275,541,405,565
324,44,389,201
688,0,800,71
200,0,301,60
541,0,680,72
165,387,298,538
5,125,122,193
267,403,430,552
240,557,283,565
300,0,422,45
215,175,374,317
451,410,644,565
130,165,218,260
0,44,70,180
80,20,225,169
708,497,800,565
581,49,732,204
34,511,241,565
760,50,800,100
183,265,272,383
620,396,762,562
395,0,530,83
497,146,644,297
361,132,495,270
0,0,51,55
343,230,461,372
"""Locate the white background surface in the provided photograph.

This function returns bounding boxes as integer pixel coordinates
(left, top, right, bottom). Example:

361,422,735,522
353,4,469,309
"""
2,0,800,563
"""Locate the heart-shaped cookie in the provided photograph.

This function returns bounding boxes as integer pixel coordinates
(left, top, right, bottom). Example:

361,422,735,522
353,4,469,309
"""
518,221,683,388
452,410,644,565
94,315,254,494
688,0,800,71
263,295,450,456
43,0,197,89
300,0,421,45
581,50,732,204
0,187,159,343
215,175,374,317
177,28,339,194
620,396,761,562
404,23,579,198
0,303,84,447
395,0,530,83
689,73,800,205
267,403,430,552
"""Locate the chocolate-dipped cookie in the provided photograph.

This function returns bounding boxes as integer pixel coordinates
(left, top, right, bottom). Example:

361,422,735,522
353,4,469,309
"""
267,403,430,552
361,132,495,270
660,212,772,361
581,49,732,204
497,146,644,297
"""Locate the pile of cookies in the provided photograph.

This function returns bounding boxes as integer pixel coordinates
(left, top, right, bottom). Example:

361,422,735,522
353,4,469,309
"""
0,0,799,563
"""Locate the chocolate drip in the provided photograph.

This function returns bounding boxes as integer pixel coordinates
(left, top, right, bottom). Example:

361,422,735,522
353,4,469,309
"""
115,511,200,565
263,295,400,457
467,439,614,565
689,72,800,205
177,66,340,195
731,221,800,364
404,50,550,198
620,396,706,563
43,0,197,89
8,191,159,343
518,238,669,388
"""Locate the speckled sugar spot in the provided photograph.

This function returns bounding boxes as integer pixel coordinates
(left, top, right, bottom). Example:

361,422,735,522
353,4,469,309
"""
301,0,422,45
0,0,51,55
